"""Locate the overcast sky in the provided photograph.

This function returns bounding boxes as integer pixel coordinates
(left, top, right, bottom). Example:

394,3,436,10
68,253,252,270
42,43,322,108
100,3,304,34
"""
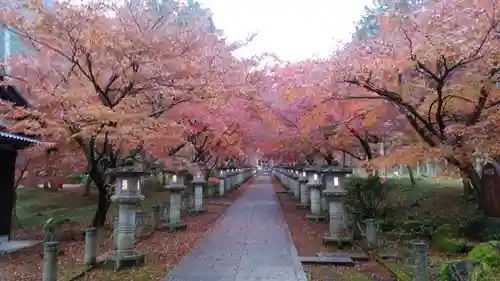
197,0,372,62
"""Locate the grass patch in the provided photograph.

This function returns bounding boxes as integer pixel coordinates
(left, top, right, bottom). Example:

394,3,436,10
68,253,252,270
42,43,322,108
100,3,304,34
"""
16,188,97,227
15,187,168,228
85,266,165,281
304,265,379,281
382,177,473,229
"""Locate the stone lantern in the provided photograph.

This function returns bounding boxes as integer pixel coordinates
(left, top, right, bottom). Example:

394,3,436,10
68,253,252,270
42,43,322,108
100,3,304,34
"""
291,170,300,200
236,168,243,187
218,169,227,196
191,171,207,214
322,166,353,245
296,170,310,209
158,168,172,222
305,166,325,223
287,168,294,194
162,171,187,232
226,169,234,192
105,160,145,270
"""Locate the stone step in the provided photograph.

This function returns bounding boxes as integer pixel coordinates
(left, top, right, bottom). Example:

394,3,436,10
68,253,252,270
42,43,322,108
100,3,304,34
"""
316,251,370,261
299,256,355,266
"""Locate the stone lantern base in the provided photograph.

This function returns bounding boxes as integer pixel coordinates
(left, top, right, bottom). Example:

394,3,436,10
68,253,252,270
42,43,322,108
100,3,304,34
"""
159,184,187,232
104,251,145,270
163,221,187,232
322,189,353,246
295,202,310,209
322,235,353,246
189,207,207,215
306,213,326,223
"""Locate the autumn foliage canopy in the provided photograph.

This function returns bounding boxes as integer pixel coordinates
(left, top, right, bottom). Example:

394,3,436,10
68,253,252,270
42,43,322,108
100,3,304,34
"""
0,0,499,192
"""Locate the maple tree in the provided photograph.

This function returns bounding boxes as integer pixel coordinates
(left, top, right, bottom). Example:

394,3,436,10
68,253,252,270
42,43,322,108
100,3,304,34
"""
252,0,499,191
0,0,254,227
330,0,500,198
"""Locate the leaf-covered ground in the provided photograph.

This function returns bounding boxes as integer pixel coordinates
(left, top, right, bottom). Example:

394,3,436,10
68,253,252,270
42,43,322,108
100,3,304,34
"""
1,178,253,281
273,180,396,281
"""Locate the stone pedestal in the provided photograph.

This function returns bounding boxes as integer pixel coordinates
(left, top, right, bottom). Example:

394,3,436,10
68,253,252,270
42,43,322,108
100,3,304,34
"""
306,169,325,223
292,173,300,199
43,241,58,281
283,169,290,190
180,193,189,215
237,170,243,187
323,190,352,245
134,211,146,240
163,182,187,232
191,173,207,214
84,227,97,265
218,172,227,196
226,171,234,192
296,172,309,209
365,219,377,248
161,201,170,222
412,242,429,281
322,166,353,246
158,169,171,222
321,196,328,213
307,186,325,222
104,163,146,270
285,170,295,196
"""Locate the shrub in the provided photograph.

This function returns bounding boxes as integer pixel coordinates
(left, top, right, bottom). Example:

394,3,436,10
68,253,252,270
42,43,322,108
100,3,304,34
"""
345,175,392,220
439,241,500,281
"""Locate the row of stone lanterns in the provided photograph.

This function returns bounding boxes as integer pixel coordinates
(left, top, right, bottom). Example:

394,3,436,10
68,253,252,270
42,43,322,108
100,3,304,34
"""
39,162,256,280
273,164,353,245
102,161,254,270
217,167,253,196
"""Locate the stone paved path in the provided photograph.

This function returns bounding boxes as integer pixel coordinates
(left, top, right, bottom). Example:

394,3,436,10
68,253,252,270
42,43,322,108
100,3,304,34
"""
164,175,307,281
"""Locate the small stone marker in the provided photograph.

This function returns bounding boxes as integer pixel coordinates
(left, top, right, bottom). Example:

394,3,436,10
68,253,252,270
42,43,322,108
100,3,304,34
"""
412,242,429,281
84,227,97,265
446,260,482,281
299,256,355,266
43,241,58,281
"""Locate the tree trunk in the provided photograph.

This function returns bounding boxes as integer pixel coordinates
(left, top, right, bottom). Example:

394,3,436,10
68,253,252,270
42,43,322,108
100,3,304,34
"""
92,185,109,228
407,165,416,186
83,175,92,196
458,162,482,204
11,190,20,228
88,167,110,228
